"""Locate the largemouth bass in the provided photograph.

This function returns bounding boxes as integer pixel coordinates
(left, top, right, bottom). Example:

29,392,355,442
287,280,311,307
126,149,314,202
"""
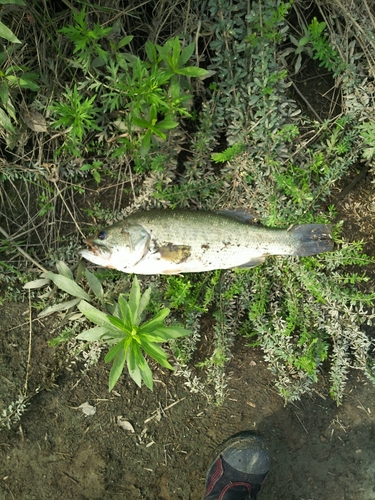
79,210,333,275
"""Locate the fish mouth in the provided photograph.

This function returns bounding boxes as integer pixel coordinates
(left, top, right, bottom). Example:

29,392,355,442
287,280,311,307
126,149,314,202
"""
81,239,110,257
78,246,112,263
83,238,104,255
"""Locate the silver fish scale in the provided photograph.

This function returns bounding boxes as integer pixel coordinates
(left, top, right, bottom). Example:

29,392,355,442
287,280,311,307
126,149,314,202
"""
127,210,297,271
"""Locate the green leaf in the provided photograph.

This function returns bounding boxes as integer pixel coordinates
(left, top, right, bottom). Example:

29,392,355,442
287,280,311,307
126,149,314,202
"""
152,128,166,140
56,260,73,280
179,42,195,66
3,96,16,120
0,21,21,43
140,325,191,342
132,117,151,129
76,326,108,341
127,344,142,387
128,276,141,323
155,69,174,85
38,298,81,318
136,287,151,326
138,332,173,343
289,35,300,47
107,314,128,332
139,359,153,390
85,268,103,299
0,107,15,133
80,164,92,171
107,301,120,317
108,347,126,391
132,342,153,390
92,169,101,184
117,35,133,49
138,308,170,333
77,301,123,336
149,104,157,122
43,271,91,301
171,37,181,70
140,341,173,370
156,118,179,130
0,81,9,105
118,295,133,331
23,278,50,290
155,43,167,62
175,66,208,77
105,340,125,363
19,74,40,91
299,34,311,47
169,78,181,100
140,129,152,156
145,40,157,64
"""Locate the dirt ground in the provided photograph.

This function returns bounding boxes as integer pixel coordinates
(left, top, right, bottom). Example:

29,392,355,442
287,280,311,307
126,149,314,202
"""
1,324,375,500
2,174,375,500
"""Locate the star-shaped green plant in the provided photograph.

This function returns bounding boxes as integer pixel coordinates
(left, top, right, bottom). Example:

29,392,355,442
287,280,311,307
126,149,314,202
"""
77,276,191,391
29,264,191,392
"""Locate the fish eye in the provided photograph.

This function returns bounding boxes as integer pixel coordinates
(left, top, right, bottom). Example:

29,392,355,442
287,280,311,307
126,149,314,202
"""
97,230,108,240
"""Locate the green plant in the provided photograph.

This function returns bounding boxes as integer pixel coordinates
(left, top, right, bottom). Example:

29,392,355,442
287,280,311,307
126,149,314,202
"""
58,8,112,72
358,121,375,160
81,202,117,222
211,143,245,163
55,9,207,160
0,51,40,143
0,394,31,430
106,36,207,157
80,160,103,184
246,1,292,46
50,84,100,157
164,273,218,314
289,17,345,76
157,0,374,405
239,238,375,403
131,105,179,157
308,18,345,75
78,276,191,390
29,265,191,391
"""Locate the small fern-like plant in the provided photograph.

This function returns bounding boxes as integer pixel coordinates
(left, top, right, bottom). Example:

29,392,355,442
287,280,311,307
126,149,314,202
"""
211,143,245,163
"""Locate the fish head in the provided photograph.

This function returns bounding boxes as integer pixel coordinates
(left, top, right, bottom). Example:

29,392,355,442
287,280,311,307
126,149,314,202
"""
79,220,150,271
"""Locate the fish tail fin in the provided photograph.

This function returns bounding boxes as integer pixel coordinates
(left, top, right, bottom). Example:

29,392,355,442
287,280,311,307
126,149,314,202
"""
291,224,333,257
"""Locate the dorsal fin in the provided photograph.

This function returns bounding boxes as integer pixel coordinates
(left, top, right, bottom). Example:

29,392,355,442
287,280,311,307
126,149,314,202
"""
215,209,260,224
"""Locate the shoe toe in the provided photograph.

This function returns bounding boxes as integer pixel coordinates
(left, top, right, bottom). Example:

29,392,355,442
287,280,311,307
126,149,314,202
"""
221,435,269,476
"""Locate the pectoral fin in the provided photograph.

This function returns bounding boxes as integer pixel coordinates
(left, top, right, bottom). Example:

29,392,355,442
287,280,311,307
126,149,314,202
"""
235,256,267,269
157,243,191,264
160,269,184,275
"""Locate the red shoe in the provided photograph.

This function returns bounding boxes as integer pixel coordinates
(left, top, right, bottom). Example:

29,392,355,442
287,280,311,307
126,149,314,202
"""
203,433,269,500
